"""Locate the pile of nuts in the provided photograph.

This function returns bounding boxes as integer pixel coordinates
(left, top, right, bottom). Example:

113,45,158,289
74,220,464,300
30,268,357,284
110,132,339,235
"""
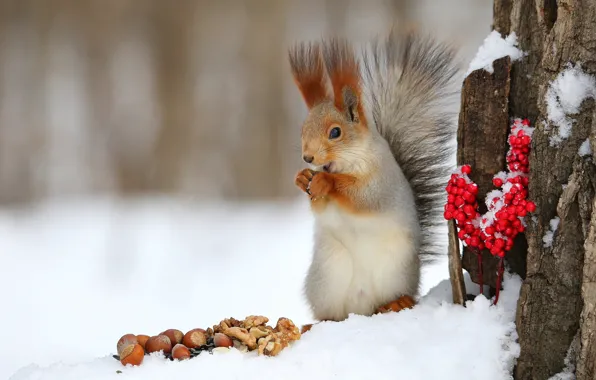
114,315,301,366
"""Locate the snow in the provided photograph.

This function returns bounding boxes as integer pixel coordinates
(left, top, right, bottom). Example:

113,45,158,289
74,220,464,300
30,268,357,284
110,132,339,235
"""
543,216,561,248
1,197,523,380
466,31,524,76
579,138,592,157
545,64,596,146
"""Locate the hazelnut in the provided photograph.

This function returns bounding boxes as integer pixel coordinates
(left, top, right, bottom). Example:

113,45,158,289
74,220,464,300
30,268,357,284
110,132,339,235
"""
160,329,183,346
171,344,191,360
145,335,172,354
182,329,207,348
117,334,138,356
136,335,150,350
120,344,144,366
213,333,233,348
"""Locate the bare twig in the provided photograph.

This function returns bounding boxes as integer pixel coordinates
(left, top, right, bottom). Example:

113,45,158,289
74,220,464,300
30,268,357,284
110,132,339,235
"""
448,219,466,305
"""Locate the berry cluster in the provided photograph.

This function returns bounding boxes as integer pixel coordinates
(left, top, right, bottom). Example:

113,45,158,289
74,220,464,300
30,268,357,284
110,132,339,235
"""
444,119,537,259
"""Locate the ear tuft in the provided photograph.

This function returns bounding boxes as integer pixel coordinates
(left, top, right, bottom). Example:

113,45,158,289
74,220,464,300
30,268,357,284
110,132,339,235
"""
288,42,330,109
322,39,366,126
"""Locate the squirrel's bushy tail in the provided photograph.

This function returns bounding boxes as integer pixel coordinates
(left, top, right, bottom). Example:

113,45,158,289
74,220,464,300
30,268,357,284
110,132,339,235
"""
361,30,461,262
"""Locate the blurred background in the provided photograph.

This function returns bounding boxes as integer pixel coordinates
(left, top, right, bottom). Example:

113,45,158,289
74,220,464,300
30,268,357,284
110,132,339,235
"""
0,0,492,207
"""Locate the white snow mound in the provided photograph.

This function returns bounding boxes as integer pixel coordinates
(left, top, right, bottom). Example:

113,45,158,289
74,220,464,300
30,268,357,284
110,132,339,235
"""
1,198,521,380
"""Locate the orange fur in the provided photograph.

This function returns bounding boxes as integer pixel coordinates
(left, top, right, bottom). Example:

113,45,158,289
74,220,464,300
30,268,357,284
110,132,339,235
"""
306,172,372,215
288,43,329,109
376,295,416,313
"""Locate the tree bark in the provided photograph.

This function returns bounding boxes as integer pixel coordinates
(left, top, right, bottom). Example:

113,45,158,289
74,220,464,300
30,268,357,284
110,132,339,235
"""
457,56,514,289
489,1,596,379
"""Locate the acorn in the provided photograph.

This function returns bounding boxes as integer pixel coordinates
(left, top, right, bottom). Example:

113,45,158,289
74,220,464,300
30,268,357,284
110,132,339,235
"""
120,343,144,366
213,333,233,348
171,344,191,360
117,334,138,356
136,335,150,350
182,329,207,349
145,335,172,354
160,329,183,346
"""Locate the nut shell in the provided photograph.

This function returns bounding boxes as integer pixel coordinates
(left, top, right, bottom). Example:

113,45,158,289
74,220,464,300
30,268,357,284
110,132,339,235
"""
117,334,138,356
145,335,172,354
172,344,191,360
213,333,233,348
120,344,144,366
136,334,150,350
183,329,207,348
161,329,183,346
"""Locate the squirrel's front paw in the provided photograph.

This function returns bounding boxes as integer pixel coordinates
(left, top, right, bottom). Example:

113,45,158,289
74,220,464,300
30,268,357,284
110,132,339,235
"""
308,172,333,199
295,168,315,194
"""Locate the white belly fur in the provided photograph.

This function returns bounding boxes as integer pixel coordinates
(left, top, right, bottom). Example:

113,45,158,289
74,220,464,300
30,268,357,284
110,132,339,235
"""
304,203,420,321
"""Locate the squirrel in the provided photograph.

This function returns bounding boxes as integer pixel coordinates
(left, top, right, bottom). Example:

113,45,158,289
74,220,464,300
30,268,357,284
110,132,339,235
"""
289,29,460,324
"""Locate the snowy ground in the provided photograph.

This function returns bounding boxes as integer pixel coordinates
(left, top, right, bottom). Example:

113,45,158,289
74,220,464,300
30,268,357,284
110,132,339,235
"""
0,197,521,380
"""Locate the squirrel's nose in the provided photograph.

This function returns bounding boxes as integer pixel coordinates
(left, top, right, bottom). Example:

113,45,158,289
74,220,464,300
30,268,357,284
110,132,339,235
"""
303,155,314,164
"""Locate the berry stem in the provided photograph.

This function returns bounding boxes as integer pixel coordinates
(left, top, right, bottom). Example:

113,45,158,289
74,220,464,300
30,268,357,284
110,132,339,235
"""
476,249,484,296
493,258,505,305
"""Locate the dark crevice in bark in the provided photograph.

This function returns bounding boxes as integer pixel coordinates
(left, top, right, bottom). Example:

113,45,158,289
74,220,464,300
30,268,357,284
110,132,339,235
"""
543,0,558,32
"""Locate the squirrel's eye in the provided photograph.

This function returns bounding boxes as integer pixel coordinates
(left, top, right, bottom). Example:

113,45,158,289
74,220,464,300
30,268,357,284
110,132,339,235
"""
329,127,341,140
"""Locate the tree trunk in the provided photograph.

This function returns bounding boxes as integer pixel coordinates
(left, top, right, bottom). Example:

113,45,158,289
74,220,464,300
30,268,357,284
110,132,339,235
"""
458,56,515,291
489,1,596,379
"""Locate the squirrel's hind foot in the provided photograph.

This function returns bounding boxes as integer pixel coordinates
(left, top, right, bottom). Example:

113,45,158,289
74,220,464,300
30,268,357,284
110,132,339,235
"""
376,295,416,314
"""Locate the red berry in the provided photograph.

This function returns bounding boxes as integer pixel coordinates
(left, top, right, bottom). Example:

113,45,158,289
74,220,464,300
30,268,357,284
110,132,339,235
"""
470,236,480,247
458,229,466,240
461,165,472,175
456,212,466,223
456,178,466,188
526,201,536,212
463,205,475,216
463,192,476,203
444,211,453,220
498,219,509,229
493,178,504,187
467,183,478,194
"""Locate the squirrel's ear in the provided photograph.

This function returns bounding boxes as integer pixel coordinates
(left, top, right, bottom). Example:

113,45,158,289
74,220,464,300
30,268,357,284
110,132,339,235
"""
288,42,330,109
322,39,366,126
